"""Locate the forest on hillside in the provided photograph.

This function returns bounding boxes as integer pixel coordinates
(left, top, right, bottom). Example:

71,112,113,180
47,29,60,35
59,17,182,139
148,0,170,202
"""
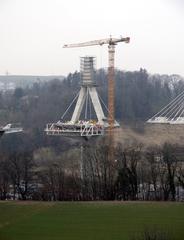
0,69,184,201
1,69,184,130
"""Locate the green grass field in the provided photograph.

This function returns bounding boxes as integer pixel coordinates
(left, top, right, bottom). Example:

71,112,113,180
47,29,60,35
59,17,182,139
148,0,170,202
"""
0,201,184,240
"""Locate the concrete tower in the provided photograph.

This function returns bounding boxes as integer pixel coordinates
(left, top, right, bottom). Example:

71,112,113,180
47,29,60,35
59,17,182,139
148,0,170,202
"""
45,56,106,137
70,56,105,125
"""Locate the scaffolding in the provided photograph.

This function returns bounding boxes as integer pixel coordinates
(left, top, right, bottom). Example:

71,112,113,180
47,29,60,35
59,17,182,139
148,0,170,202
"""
80,56,96,86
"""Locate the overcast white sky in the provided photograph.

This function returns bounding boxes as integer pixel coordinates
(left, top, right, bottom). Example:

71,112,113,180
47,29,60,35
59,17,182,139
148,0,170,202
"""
0,0,183,76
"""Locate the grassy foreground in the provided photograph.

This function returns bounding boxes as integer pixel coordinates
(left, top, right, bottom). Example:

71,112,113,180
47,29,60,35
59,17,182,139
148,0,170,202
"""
0,201,184,240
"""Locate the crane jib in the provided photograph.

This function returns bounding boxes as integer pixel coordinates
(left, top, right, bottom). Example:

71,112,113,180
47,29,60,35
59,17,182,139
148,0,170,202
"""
63,37,130,48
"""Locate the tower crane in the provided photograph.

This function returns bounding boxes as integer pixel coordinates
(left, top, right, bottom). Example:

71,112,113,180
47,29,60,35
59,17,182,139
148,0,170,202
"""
63,36,130,158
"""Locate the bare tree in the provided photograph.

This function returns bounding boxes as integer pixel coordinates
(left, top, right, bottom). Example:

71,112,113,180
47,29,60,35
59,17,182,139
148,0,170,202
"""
177,165,184,189
0,155,10,200
8,152,34,200
145,146,161,200
162,143,178,201
116,144,142,200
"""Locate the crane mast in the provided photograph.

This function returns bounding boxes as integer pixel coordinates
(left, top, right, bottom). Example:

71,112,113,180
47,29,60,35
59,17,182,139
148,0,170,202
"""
108,44,115,157
63,36,130,159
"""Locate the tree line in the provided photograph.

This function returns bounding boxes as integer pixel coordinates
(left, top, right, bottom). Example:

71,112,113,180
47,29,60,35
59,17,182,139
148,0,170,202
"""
0,141,183,201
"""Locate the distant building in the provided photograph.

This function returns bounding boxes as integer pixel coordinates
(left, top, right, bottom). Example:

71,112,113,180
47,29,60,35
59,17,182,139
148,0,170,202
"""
0,81,16,92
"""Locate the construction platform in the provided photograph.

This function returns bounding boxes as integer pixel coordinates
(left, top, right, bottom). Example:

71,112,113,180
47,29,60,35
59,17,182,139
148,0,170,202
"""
45,121,105,137
0,123,23,137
